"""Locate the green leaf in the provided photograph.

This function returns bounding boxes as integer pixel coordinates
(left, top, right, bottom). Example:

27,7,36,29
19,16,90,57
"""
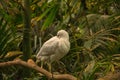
84,39,92,49
37,7,52,21
41,5,58,30
0,17,16,58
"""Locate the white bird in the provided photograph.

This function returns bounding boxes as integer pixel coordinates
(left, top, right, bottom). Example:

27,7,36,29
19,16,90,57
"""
36,30,70,64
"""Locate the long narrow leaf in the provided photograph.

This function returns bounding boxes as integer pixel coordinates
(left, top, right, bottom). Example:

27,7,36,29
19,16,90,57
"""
37,7,52,21
41,5,58,30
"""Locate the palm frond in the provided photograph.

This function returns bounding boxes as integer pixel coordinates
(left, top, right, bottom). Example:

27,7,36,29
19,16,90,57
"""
0,16,17,59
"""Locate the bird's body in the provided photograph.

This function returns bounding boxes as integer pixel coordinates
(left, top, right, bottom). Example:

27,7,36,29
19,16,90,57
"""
36,30,70,63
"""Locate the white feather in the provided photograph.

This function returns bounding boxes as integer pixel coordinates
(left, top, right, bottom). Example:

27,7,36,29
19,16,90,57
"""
36,30,70,63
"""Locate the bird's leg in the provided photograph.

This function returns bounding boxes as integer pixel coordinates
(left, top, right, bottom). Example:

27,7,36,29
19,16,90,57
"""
36,60,44,76
47,62,54,80
41,61,43,68
47,57,54,80
47,57,52,72
36,60,43,68
47,62,52,72
51,64,54,80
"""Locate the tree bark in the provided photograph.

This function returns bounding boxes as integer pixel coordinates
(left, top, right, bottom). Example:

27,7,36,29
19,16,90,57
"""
22,0,32,61
0,59,77,80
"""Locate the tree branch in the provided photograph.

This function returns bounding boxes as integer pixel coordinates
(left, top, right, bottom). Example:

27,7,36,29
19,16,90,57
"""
0,59,77,80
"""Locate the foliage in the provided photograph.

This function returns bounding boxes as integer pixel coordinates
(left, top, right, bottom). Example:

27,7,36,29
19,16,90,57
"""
0,0,120,80
0,15,19,59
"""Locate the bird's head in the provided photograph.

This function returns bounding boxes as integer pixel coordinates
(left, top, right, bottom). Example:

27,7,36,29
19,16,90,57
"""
57,30,69,40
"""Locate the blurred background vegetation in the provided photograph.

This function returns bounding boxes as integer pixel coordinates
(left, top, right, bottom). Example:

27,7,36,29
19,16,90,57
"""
0,0,120,80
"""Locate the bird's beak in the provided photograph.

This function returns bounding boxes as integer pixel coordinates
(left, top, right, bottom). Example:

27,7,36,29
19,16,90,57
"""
57,35,60,38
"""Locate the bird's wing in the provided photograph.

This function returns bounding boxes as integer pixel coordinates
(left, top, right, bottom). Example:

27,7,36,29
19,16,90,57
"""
37,36,59,56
